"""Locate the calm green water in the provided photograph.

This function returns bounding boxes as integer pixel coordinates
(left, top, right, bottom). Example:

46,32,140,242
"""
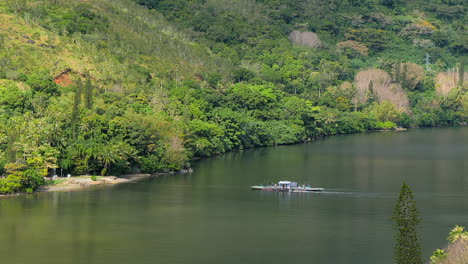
1,127,467,264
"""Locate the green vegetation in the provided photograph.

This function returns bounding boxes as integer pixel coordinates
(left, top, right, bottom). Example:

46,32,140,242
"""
44,178,68,185
0,0,467,193
430,226,468,264
392,182,423,264
44,176,102,186
0,158,48,193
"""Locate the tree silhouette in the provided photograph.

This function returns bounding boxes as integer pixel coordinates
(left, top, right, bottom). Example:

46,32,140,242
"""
84,76,93,109
392,182,423,264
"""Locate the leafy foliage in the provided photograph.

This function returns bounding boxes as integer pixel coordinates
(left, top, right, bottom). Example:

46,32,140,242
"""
0,159,47,193
0,0,466,193
430,226,468,264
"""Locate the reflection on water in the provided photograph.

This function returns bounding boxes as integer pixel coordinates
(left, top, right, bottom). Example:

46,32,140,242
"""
0,127,467,264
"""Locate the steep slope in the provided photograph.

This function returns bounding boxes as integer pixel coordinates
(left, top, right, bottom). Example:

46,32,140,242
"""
0,0,466,194
0,0,234,193
1,0,232,86
135,0,466,63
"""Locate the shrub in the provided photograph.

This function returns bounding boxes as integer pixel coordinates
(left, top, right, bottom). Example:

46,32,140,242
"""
400,21,436,38
140,155,163,174
345,28,390,52
430,249,448,264
22,169,44,190
227,83,282,110
412,38,435,49
0,174,22,194
430,226,468,264
398,112,413,128
26,72,59,95
265,120,305,145
233,68,255,83
206,72,222,88
337,40,369,57
46,4,109,35
368,101,401,123
0,158,49,194
417,112,437,127
376,121,397,129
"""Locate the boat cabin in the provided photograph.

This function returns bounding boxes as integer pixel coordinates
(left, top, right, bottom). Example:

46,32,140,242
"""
277,181,298,190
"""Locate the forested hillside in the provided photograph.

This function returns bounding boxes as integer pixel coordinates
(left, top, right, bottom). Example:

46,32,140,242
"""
0,0,466,193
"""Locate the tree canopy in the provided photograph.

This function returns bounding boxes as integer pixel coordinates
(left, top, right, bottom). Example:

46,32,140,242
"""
0,0,466,193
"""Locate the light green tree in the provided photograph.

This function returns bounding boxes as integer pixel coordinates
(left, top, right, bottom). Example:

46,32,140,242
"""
447,225,468,242
430,225,467,264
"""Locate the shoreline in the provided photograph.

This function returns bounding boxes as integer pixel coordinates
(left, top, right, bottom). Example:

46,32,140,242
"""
0,170,193,198
1,124,465,198
36,174,153,192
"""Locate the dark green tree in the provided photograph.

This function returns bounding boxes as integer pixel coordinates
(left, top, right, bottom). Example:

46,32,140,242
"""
84,77,93,109
367,80,375,103
26,71,59,95
381,0,400,8
71,79,83,137
5,127,19,163
392,182,423,264
458,59,465,88
394,63,401,83
401,63,408,89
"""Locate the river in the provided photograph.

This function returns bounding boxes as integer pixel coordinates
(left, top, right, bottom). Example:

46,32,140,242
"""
1,126,467,264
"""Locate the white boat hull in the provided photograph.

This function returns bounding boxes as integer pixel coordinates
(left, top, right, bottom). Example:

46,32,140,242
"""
251,186,324,192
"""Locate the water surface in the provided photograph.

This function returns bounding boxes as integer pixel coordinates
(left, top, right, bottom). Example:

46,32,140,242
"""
1,126,467,264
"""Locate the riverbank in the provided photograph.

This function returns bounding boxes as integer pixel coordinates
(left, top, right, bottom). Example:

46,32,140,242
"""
0,174,148,197
1,125,463,198
0,175,151,197
36,174,152,192
0,168,195,197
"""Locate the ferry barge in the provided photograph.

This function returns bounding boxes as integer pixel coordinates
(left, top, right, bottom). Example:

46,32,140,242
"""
251,181,324,192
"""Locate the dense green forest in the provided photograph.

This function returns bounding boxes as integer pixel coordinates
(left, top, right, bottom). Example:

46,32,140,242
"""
0,0,466,193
